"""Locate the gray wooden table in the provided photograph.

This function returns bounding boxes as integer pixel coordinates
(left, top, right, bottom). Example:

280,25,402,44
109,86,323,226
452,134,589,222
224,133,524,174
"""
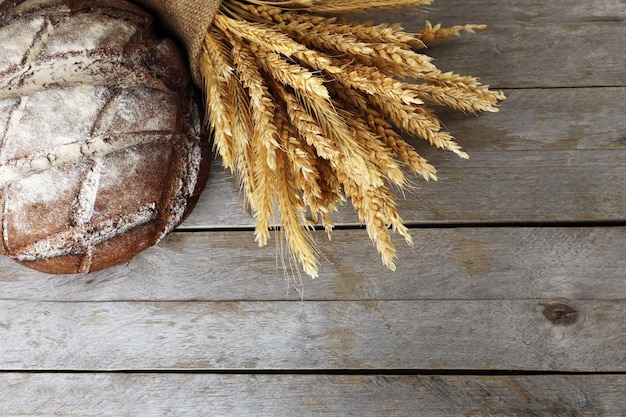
1,1,625,415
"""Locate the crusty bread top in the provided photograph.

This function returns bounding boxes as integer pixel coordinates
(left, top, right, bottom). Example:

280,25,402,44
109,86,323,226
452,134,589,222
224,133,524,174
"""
0,0,209,273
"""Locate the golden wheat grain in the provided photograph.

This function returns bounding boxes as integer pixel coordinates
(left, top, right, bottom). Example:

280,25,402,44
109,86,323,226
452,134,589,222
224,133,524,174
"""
214,12,304,56
410,83,500,113
292,26,378,56
421,70,482,90
381,125,439,181
292,50,343,74
252,45,331,99
269,78,338,160
275,144,319,277
336,106,407,188
230,2,427,49
228,35,281,168
268,65,388,190
270,81,339,240
340,175,411,272
208,28,254,195
207,29,277,247
330,58,424,106
250,137,277,247
418,21,487,45
271,78,386,191
227,49,255,199
235,0,433,11
331,83,438,181
296,0,433,13
283,24,436,79
301,89,389,189
366,93,469,158
311,155,341,239
274,103,326,220
418,70,507,110
204,0,505,277
200,31,236,172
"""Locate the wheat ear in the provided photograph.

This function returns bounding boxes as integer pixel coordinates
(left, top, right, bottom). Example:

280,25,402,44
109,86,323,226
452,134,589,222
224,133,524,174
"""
197,0,505,277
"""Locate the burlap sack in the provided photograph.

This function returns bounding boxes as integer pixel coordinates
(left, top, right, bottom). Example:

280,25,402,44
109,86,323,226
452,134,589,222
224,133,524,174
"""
133,0,222,86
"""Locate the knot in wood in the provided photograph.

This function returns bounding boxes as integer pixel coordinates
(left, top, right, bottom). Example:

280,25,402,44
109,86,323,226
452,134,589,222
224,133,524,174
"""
542,303,579,326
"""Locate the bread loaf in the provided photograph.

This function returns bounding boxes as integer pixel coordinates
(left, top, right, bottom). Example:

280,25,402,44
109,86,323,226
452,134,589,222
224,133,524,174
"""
0,0,210,273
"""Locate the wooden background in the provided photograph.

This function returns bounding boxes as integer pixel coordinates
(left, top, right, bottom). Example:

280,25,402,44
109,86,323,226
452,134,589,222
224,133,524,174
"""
1,0,625,415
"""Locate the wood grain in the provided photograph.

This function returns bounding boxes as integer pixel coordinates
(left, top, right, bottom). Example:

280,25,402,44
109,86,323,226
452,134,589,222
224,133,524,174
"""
1,227,624,302
435,88,626,152
1,373,624,416
0,0,624,415
182,0,626,228
385,0,626,27
380,0,626,88
0,299,624,371
183,148,626,228
182,85,626,227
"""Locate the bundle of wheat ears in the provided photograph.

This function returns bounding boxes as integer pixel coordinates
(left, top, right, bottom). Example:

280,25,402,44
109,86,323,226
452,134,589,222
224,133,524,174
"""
135,0,505,277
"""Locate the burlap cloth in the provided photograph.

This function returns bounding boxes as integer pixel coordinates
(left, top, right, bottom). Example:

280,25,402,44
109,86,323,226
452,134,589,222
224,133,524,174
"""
133,0,222,86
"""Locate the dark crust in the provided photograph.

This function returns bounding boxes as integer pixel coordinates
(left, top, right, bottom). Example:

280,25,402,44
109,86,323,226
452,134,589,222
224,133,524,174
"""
0,0,210,274
1,0,152,26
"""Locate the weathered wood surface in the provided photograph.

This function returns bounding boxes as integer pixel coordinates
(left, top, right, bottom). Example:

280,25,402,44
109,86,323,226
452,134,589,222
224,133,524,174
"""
0,0,625,415
1,374,625,417
181,0,626,227
385,0,626,88
184,147,626,227
1,227,624,302
0,299,624,371
182,86,626,228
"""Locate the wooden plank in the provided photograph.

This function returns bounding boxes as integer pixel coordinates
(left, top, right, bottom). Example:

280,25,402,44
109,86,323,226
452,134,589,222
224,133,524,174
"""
182,87,626,228
1,373,625,416
378,0,626,88
435,88,626,152
0,299,624,371
384,0,626,26
1,227,624,302
183,148,626,228
191,0,626,225
425,23,626,88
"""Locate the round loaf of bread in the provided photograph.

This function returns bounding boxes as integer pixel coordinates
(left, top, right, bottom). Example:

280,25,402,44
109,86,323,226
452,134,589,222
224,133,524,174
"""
0,0,210,273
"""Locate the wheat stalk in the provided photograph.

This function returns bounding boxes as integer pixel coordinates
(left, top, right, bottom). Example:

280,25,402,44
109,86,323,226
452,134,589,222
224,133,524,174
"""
417,21,488,46
200,0,505,277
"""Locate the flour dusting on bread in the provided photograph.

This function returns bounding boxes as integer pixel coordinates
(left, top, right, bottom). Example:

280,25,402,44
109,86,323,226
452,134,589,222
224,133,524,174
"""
0,0,209,273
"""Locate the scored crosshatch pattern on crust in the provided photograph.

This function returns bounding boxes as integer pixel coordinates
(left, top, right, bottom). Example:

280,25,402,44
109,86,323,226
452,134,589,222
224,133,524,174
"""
0,0,208,273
